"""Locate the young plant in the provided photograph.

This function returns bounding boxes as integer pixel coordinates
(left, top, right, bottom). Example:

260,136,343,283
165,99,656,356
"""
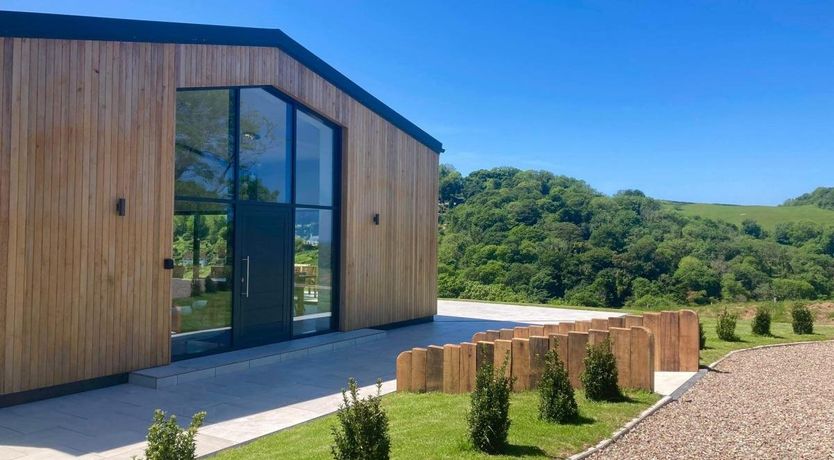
581,338,621,402
538,348,578,423
751,306,771,336
698,321,707,350
791,303,814,335
331,378,390,460
716,308,738,341
143,409,206,460
467,354,512,454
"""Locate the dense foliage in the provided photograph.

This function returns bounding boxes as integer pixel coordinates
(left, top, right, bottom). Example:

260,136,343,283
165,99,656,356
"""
784,187,834,210
581,339,621,402
538,349,578,423
143,410,205,460
331,379,391,460
438,166,834,307
791,304,814,335
751,306,771,336
716,309,739,341
467,358,512,453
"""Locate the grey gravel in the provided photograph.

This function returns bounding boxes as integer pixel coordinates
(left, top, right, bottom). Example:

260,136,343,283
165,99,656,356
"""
592,341,834,459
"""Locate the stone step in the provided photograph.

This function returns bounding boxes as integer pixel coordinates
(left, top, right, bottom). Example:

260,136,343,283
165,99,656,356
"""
129,329,386,389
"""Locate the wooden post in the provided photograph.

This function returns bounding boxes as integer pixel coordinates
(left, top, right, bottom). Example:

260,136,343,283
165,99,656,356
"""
443,344,461,393
471,331,487,344
426,345,444,391
484,330,500,341
514,326,530,339
642,312,662,370
623,315,643,328
588,329,609,346
567,331,589,388
494,339,513,379
543,324,560,336
591,318,609,331
629,327,654,391
529,325,545,337
558,322,574,334
511,338,531,391
459,342,477,392
396,351,412,392
411,348,427,392
608,316,625,328
609,327,631,389
477,341,495,374
575,320,592,333
529,336,549,389
499,328,514,340
678,310,700,371
550,333,569,370
660,311,680,371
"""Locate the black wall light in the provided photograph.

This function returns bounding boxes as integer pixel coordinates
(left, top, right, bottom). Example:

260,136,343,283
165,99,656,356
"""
116,198,127,216
373,213,380,225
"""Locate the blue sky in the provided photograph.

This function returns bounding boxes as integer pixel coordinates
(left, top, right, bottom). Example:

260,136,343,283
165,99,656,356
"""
7,1,834,205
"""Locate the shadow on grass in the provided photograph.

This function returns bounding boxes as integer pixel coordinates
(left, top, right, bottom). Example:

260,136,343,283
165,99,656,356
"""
562,414,595,426
501,444,548,457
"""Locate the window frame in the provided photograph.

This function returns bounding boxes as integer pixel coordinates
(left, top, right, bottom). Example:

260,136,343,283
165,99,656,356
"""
173,85,342,359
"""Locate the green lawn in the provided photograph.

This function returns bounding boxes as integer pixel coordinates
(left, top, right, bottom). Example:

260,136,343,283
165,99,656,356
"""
214,390,659,460
663,201,834,231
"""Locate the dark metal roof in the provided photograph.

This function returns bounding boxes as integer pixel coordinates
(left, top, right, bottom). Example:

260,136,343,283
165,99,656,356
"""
0,10,443,153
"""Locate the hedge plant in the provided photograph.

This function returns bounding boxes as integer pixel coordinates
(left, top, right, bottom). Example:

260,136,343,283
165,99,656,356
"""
751,306,771,336
716,308,738,341
467,355,512,453
538,348,578,423
581,338,620,402
791,303,814,335
331,378,390,460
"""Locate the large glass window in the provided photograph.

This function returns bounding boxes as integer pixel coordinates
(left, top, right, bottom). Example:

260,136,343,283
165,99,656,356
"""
293,209,334,336
171,201,233,357
238,88,292,203
296,110,335,206
175,90,234,199
173,86,338,359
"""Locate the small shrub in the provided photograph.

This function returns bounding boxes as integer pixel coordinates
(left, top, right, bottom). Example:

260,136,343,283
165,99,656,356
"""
143,409,205,460
698,321,706,350
716,308,738,341
538,348,578,423
467,355,512,453
581,338,620,402
751,306,771,336
331,378,390,460
204,276,217,293
791,303,814,335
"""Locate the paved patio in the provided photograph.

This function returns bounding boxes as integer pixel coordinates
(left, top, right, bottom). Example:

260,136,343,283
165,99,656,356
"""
0,300,625,459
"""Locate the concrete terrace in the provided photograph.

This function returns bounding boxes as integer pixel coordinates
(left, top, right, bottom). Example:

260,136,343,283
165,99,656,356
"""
0,301,629,459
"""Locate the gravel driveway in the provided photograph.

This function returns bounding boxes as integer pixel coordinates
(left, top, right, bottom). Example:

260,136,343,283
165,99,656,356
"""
592,341,834,459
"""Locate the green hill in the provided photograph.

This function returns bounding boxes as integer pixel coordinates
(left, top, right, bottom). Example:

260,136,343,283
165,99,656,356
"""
664,202,834,231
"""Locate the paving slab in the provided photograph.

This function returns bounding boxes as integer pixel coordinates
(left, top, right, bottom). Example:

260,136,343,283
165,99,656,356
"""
0,300,635,459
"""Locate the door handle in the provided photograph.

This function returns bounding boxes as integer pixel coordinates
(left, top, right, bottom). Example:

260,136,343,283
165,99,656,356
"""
242,256,250,298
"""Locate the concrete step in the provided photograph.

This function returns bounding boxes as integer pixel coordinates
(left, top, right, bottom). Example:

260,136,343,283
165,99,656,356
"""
129,329,386,389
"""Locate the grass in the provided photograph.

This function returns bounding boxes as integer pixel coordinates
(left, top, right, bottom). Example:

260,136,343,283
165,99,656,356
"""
443,298,834,365
214,390,659,460
663,201,834,231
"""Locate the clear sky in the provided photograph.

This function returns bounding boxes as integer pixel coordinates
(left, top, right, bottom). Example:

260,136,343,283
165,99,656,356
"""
6,1,834,205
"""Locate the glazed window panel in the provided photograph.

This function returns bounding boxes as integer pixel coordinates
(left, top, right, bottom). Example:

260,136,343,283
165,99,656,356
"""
295,110,335,206
293,209,334,336
171,201,234,358
238,88,292,203
174,90,235,199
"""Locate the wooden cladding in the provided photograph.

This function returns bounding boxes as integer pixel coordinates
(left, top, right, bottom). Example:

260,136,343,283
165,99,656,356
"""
0,38,438,394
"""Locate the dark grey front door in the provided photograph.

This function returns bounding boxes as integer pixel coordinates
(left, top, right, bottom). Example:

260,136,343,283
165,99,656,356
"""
235,203,293,347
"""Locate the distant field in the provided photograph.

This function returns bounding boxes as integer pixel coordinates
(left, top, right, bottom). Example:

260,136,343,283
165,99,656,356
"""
664,202,834,230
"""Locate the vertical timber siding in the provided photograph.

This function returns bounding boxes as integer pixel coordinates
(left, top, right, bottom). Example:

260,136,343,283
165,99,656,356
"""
0,38,438,394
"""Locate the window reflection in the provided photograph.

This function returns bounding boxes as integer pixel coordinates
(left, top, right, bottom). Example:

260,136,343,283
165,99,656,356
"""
293,209,333,336
171,201,233,358
295,111,334,206
175,90,234,199
239,88,292,203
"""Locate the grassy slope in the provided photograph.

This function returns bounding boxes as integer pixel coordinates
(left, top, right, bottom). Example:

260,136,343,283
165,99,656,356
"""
663,202,834,231
214,390,659,460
